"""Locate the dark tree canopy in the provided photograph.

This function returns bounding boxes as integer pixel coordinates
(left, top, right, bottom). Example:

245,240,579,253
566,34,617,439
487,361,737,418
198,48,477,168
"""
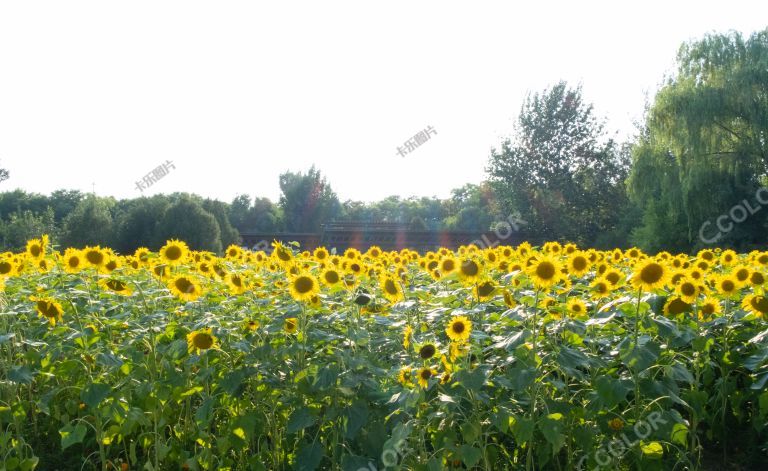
487,81,631,247
279,167,342,232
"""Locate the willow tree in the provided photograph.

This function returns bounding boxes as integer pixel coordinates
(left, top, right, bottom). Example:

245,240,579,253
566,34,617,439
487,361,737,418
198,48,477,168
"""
629,29,768,251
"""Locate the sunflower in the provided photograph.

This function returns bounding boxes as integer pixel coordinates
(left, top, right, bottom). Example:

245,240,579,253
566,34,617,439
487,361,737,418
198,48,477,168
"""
345,260,365,276
379,274,404,304
225,273,249,295
34,297,64,325
457,258,483,284
26,237,45,260
631,259,669,292
0,258,16,277
713,274,739,297
720,249,738,266
367,246,383,259
416,367,437,389
676,278,702,303
526,255,562,289
608,418,624,431
168,275,203,301
134,247,151,266
196,261,215,278
403,325,413,350
567,252,591,276
474,280,497,301
418,343,437,360
566,298,588,319
603,269,624,288
284,317,298,334
289,273,320,302
439,257,458,277
225,244,243,260
449,341,469,362
742,294,768,318
397,367,414,387
313,247,329,261
698,249,715,262
748,270,766,288
103,257,120,273
99,278,133,296
503,290,517,308
590,278,613,299
83,246,107,268
160,239,189,265
663,296,692,316
186,328,216,353
446,316,472,343
698,297,722,320
152,263,170,279
245,320,260,331
343,248,361,260
320,267,341,287
733,265,751,285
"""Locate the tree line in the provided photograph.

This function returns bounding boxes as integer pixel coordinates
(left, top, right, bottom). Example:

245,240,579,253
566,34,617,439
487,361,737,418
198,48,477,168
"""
0,29,766,254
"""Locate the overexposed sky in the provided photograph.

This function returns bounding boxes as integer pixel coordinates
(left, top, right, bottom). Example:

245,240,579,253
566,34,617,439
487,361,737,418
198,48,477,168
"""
0,1,766,203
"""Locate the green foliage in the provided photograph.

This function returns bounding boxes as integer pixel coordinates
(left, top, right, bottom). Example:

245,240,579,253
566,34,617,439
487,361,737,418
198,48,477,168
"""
630,29,768,252
229,195,284,232
202,199,241,248
114,196,171,253
279,166,342,232
487,81,631,246
155,197,223,252
60,196,115,248
0,208,56,252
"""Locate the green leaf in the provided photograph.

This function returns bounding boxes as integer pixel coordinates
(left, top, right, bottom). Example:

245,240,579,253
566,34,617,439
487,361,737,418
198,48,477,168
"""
20,457,39,471
287,408,317,434
8,366,34,384
459,444,482,468
557,346,589,378
620,337,660,372
294,441,323,471
344,401,368,439
511,415,534,444
594,375,632,408
455,367,487,391
539,413,566,453
81,382,111,409
671,423,688,446
60,422,88,450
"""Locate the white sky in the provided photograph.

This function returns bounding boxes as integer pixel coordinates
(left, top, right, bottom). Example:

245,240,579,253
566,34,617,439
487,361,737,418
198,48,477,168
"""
0,1,766,204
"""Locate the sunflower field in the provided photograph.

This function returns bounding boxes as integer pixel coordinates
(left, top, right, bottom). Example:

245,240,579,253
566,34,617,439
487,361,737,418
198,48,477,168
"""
1,237,768,470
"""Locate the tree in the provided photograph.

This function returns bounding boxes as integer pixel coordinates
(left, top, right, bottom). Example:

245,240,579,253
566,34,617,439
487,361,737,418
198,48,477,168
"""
47,190,84,222
629,29,768,251
0,208,56,252
279,167,341,232
155,197,222,253
487,82,630,246
0,161,8,185
443,183,500,231
114,196,171,253
229,195,283,232
202,199,240,248
60,196,115,248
